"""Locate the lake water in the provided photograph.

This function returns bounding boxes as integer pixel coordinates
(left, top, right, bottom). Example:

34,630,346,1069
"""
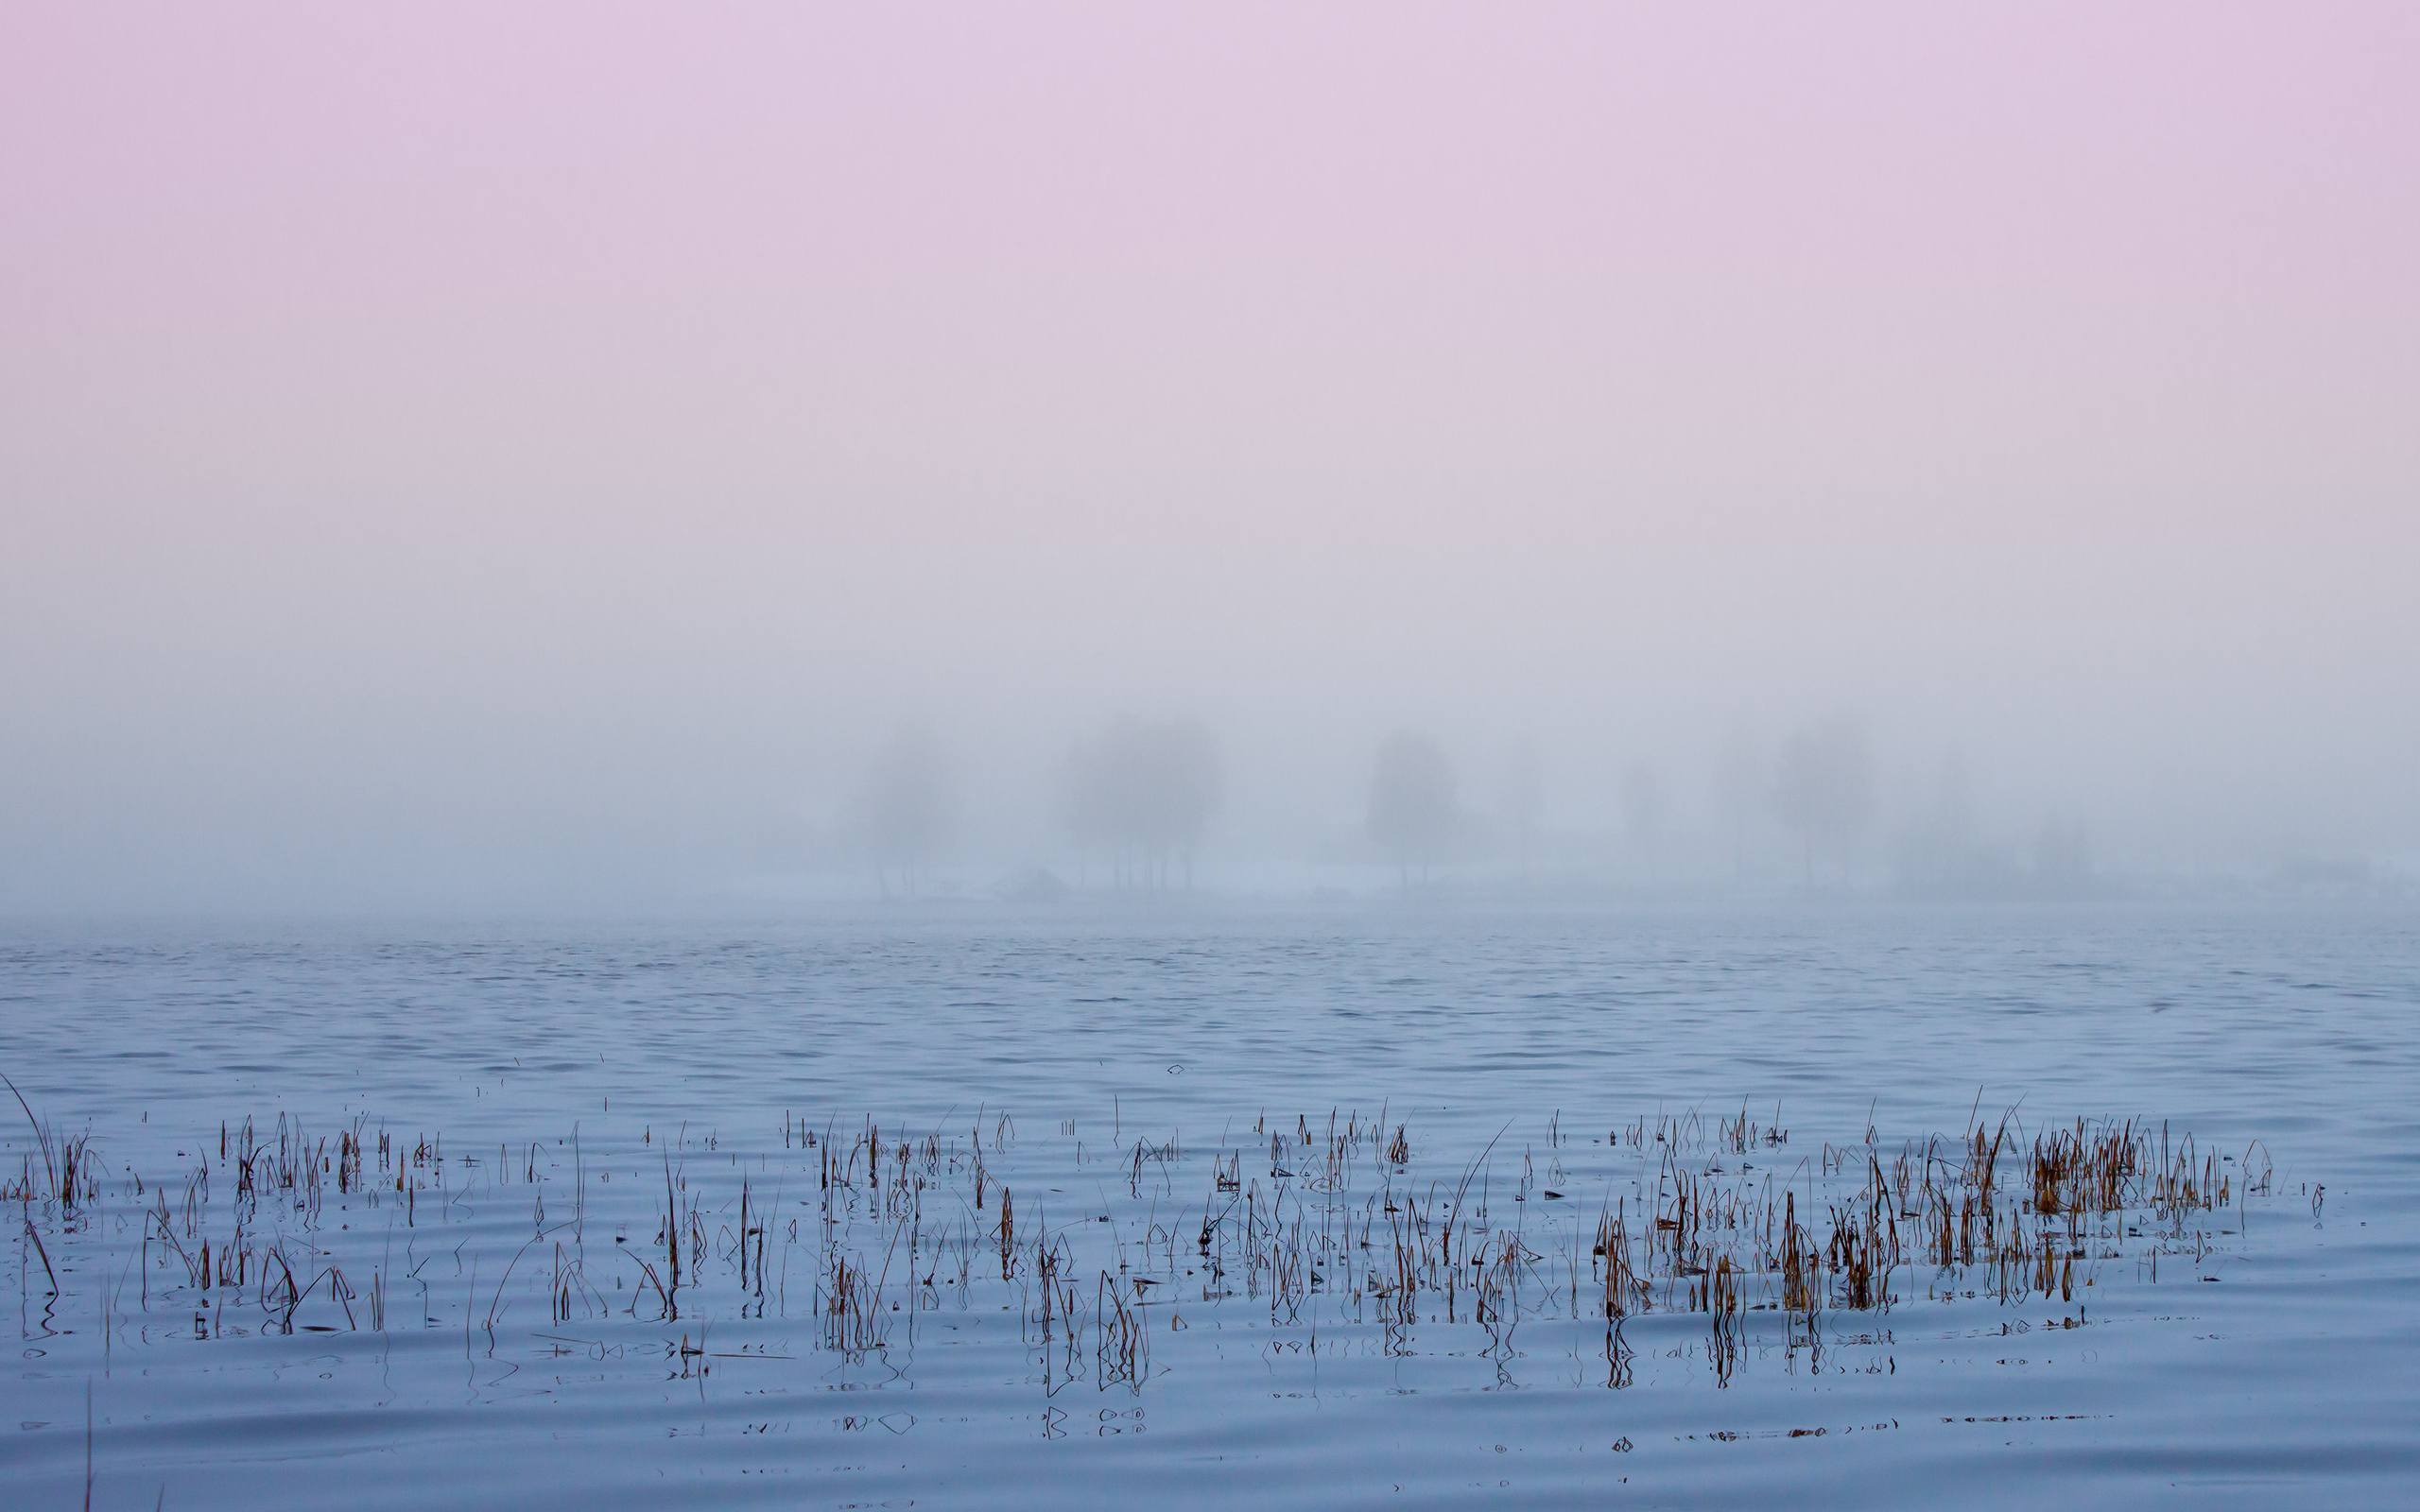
5,903,2415,1508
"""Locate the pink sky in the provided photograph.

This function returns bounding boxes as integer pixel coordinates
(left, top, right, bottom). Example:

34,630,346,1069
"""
5,4,2417,901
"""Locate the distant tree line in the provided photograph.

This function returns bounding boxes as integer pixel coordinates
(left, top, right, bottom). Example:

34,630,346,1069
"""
838,708,2090,899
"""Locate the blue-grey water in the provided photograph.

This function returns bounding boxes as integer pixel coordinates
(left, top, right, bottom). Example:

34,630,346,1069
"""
4,903,2415,1508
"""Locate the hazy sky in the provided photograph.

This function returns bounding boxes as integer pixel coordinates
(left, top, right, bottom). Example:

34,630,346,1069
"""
6,4,2416,907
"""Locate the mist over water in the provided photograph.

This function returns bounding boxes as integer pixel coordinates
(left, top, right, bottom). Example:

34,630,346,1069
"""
7,11,2420,1508
5,5,2417,913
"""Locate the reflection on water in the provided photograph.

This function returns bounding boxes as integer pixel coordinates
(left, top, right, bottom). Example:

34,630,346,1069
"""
3,905,2416,1507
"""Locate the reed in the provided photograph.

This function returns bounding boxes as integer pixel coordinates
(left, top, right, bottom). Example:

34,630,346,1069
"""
1,1091,2293,1395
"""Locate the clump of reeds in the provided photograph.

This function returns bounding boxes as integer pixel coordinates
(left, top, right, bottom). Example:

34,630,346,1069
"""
1596,1204,1644,1320
821,1251,890,1354
1778,1191,1821,1317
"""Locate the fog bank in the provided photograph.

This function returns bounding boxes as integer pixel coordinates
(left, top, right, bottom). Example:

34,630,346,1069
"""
6,5,2416,911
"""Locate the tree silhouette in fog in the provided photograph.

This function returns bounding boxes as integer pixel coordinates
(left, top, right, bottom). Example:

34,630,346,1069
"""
1621,761,1665,880
1059,716,1221,890
2031,814,2094,893
1714,720,1768,887
1501,738,1543,883
852,721,954,898
1368,730,1458,886
1771,713,1875,887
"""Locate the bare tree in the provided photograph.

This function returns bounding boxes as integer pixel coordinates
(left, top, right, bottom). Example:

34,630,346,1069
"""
2031,814,2093,893
1501,738,1543,882
1771,713,1875,887
1714,719,1767,887
1060,715,1222,890
1368,730,1458,887
1620,761,1664,881
852,720,954,897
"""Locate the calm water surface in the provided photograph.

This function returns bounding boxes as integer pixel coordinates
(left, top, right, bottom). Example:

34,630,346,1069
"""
4,904,2415,1508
